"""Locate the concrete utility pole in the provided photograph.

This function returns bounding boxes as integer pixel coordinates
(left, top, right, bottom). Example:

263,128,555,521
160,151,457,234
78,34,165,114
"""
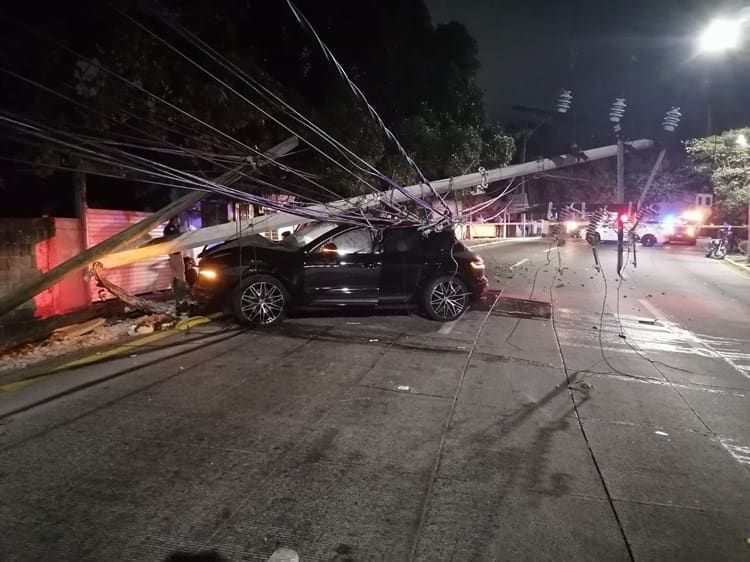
616,139,625,204
609,97,628,275
100,139,655,269
0,137,299,319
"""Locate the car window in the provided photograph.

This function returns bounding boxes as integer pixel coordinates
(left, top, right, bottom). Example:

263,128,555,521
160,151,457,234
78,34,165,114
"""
316,227,375,255
382,228,422,253
280,222,337,248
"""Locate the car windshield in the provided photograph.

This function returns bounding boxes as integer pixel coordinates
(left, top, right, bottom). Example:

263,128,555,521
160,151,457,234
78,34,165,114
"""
279,222,338,248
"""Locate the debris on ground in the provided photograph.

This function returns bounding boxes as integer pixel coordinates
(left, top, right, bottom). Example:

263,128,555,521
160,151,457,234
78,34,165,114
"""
127,314,177,336
0,317,138,374
0,307,180,375
51,317,106,339
569,381,593,394
93,262,174,315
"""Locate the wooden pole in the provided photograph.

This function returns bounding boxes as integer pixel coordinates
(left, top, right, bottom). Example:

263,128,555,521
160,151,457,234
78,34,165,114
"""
0,137,298,318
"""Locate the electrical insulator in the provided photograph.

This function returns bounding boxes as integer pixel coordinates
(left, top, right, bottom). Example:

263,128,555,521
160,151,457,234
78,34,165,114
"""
556,90,573,113
585,207,609,243
609,98,627,123
663,107,682,132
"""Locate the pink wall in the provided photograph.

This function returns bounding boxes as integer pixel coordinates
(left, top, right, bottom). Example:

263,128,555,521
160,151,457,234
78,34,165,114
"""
32,218,89,318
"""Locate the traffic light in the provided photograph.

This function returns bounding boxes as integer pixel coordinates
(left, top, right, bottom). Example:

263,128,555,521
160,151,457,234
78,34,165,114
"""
663,107,682,132
556,90,573,113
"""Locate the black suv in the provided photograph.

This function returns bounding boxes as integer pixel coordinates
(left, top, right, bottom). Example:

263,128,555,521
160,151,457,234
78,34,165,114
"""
194,222,489,326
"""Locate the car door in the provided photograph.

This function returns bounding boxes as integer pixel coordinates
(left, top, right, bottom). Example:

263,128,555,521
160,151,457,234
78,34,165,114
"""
378,228,426,305
302,227,381,306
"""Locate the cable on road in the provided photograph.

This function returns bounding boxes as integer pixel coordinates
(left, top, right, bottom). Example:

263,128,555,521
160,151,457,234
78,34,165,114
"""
549,273,637,562
503,236,556,350
408,289,502,560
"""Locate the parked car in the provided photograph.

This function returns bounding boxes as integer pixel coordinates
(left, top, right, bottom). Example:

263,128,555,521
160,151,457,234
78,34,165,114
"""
194,222,489,326
581,219,668,247
663,220,699,245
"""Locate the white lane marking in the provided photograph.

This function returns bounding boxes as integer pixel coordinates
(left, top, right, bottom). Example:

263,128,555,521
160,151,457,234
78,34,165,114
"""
588,372,745,397
510,258,529,268
718,437,750,467
638,298,666,320
438,320,458,335
637,299,750,380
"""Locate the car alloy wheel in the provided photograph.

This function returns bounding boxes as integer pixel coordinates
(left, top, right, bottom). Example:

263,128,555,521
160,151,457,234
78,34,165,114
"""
232,274,288,327
426,276,469,321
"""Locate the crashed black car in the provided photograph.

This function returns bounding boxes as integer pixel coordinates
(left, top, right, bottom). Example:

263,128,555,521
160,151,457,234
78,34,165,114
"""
194,222,489,326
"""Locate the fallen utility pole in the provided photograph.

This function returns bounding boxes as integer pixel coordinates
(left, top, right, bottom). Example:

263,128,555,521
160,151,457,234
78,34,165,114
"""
0,137,299,319
100,138,655,269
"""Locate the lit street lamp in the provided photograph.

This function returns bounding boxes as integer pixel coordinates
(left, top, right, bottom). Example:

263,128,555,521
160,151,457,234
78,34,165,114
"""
697,16,745,135
698,18,742,53
698,15,750,255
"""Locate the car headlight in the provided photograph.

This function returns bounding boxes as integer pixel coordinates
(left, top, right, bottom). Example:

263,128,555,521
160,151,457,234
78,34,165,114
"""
198,268,218,280
686,226,696,237
470,257,485,270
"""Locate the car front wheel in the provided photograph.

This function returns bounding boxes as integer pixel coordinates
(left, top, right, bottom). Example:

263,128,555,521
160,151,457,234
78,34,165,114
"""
231,274,288,327
423,275,470,322
641,234,657,247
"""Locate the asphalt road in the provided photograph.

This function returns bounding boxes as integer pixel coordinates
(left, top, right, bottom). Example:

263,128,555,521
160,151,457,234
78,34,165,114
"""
0,237,749,561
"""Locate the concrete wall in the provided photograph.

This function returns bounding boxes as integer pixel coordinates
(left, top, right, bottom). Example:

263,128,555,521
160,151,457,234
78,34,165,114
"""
0,218,89,324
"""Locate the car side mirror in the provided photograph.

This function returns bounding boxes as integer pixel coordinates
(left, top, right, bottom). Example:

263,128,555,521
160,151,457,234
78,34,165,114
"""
321,242,338,254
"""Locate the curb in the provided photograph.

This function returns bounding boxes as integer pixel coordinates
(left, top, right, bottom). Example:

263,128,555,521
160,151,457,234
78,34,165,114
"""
0,314,222,393
466,237,541,249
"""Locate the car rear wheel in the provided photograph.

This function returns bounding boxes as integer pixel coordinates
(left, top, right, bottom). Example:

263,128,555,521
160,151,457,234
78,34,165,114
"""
641,234,657,247
231,274,288,327
423,275,470,322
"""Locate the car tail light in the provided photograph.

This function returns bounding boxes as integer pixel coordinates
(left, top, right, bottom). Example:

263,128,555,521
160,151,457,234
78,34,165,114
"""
470,257,485,270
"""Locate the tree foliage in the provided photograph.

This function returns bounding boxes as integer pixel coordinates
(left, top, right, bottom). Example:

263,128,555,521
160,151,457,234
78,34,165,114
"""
525,149,705,209
685,127,750,221
0,0,515,214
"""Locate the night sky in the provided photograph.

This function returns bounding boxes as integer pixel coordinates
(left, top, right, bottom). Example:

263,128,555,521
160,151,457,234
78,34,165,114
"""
427,0,750,142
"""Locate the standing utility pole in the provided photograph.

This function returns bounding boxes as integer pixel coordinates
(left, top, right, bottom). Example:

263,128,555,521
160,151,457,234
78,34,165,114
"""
609,97,627,275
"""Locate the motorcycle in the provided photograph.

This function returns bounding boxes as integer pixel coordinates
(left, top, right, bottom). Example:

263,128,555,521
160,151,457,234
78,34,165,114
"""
705,228,729,259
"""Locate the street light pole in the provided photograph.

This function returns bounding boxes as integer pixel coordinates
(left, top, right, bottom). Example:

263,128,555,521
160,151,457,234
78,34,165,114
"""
698,15,747,258
738,134,750,261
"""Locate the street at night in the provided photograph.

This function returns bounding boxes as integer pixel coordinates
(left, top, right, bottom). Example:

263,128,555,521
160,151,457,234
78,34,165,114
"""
3,1,750,560
2,239,748,561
